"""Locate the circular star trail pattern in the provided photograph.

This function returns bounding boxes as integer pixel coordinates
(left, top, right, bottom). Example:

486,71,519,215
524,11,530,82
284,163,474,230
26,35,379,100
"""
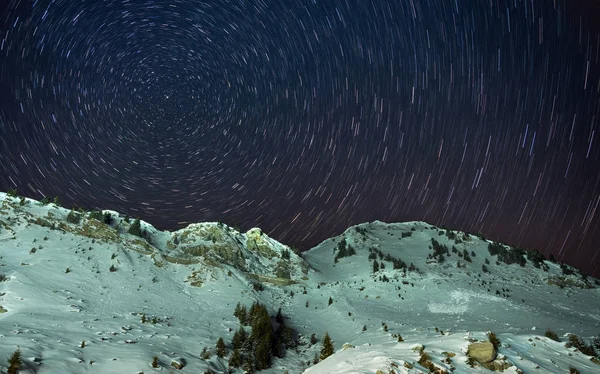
1,0,600,276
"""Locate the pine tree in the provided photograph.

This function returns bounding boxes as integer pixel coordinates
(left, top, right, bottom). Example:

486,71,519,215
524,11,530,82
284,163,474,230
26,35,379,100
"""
320,332,334,360
7,348,22,374
232,326,247,349
372,260,379,273
234,302,244,321
216,337,227,358
229,348,242,368
242,354,254,373
275,307,284,324
67,209,81,224
250,304,273,370
128,218,143,237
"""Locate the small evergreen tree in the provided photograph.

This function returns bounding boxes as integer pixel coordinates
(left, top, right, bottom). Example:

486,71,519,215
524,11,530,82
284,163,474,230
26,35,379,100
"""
463,249,472,262
229,348,242,368
88,210,104,221
128,218,143,237
372,260,379,273
7,348,22,374
216,337,227,358
232,326,247,349
328,297,333,305
320,332,334,360
545,329,560,342
487,332,501,349
103,212,113,225
67,210,81,224
242,354,254,373
275,307,284,324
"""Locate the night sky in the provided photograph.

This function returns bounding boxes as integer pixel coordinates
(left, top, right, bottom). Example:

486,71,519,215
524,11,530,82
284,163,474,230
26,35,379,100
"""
1,1,600,277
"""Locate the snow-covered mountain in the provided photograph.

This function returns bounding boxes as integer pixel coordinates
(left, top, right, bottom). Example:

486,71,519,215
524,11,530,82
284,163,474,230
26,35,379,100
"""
1,191,599,374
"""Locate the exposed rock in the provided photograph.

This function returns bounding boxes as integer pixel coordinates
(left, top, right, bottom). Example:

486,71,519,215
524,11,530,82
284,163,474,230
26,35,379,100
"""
170,357,186,370
467,341,497,363
483,359,512,371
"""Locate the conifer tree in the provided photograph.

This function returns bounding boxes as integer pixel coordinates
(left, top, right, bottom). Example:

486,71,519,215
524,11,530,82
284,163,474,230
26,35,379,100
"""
250,304,273,370
229,348,242,368
216,337,227,358
320,332,334,360
242,354,254,373
234,302,245,322
7,348,22,374
232,326,247,350
67,209,81,224
372,260,379,273
128,218,143,237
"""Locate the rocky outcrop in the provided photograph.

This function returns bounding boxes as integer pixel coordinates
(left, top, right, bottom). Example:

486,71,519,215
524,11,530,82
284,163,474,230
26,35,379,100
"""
467,341,497,363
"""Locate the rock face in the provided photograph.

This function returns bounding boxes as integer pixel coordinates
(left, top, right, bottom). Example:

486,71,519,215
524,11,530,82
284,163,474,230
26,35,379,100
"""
467,341,497,363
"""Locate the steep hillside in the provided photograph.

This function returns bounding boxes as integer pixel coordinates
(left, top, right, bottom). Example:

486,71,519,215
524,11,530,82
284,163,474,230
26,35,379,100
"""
1,192,599,374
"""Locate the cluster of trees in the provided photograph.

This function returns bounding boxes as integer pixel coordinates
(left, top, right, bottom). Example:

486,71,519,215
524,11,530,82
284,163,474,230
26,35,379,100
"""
566,334,598,357
488,243,527,267
334,237,356,263
526,247,548,270
368,247,416,273
230,302,298,371
39,196,59,205
429,238,449,263
88,210,114,225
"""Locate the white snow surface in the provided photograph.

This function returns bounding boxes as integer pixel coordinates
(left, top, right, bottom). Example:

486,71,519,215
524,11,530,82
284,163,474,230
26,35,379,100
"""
0,192,599,373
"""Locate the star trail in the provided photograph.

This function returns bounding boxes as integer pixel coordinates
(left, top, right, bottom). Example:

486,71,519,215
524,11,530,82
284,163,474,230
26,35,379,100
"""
1,0,600,276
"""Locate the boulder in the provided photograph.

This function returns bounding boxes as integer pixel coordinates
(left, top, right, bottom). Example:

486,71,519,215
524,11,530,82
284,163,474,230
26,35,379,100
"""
170,357,186,370
467,341,497,363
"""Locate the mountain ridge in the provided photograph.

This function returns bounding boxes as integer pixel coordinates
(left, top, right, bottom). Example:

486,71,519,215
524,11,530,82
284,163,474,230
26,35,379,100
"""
1,191,599,373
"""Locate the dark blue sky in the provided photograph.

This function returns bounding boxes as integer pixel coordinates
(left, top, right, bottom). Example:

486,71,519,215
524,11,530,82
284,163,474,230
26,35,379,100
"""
1,0,599,276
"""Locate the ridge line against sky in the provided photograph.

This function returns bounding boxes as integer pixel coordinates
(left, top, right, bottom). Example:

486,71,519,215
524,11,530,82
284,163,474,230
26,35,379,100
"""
0,0,599,277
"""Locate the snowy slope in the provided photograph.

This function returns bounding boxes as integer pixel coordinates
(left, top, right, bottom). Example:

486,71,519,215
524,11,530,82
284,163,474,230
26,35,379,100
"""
1,192,599,374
